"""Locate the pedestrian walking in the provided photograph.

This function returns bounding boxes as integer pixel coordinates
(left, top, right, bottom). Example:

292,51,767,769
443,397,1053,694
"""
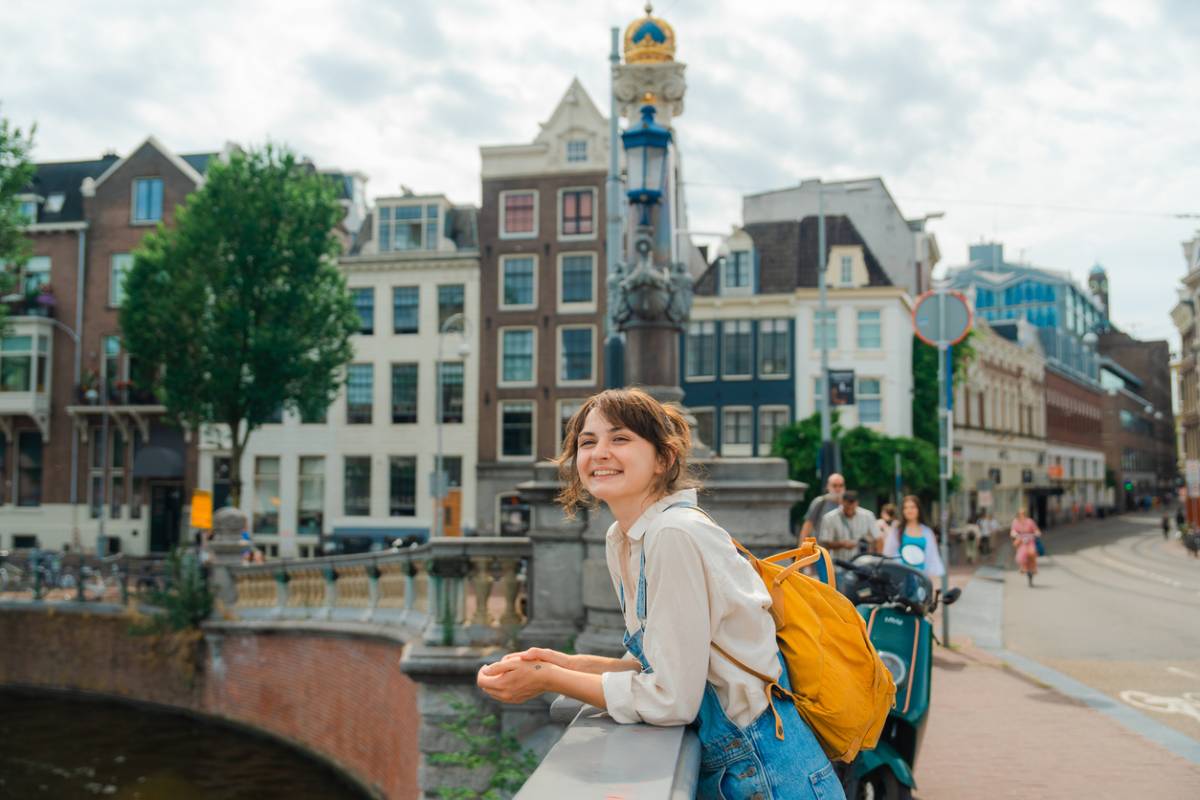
978,510,997,560
881,495,945,578
963,513,982,565
875,503,897,554
798,473,846,545
1011,507,1042,587
476,388,846,800
1161,513,1170,540
1175,505,1185,532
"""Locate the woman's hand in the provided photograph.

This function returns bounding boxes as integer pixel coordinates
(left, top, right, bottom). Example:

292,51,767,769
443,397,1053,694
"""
510,647,575,669
477,658,556,704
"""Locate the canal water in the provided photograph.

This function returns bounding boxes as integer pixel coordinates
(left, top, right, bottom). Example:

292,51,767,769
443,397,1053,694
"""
0,689,369,799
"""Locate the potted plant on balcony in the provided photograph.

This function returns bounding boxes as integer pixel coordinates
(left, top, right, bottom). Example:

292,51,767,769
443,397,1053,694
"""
79,369,101,404
35,283,55,309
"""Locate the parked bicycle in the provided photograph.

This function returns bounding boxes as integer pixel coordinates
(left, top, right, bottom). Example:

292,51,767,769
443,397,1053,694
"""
33,550,77,592
80,554,125,602
0,550,25,592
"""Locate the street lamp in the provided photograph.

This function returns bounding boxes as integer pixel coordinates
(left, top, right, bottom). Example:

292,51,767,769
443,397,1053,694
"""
433,312,470,539
622,103,671,225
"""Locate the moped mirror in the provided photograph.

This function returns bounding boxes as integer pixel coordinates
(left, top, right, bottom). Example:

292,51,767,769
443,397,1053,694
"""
942,587,962,605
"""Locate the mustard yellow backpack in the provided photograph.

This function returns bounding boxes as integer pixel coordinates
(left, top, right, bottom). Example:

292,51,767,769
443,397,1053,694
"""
715,535,896,763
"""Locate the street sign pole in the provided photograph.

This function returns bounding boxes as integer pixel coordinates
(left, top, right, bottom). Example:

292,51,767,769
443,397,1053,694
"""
914,287,972,649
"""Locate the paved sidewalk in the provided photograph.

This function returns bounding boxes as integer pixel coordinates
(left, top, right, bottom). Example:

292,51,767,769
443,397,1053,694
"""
912,566,1200,799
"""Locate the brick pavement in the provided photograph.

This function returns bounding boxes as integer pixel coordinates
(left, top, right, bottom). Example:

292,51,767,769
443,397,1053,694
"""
913,569,1200,799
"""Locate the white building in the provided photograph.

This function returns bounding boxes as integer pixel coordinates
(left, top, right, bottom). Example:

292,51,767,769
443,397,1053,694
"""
198,193,480,556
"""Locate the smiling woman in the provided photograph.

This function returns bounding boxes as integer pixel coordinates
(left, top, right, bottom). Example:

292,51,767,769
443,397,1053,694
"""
476,388,846,800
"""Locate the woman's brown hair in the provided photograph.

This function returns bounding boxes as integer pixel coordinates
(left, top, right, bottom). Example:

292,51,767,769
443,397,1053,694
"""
900,495,929,528
554,388,702,517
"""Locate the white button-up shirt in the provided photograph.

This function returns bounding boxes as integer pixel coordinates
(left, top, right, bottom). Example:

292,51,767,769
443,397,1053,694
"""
600,489,781,728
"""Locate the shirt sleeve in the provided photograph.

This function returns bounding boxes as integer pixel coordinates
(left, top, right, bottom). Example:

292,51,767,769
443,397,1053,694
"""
805,497,825,524
923,526,946,577
882,527,900,558
601,526,711,727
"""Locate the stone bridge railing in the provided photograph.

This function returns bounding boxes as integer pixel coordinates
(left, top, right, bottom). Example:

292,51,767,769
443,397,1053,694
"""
225,537,531,647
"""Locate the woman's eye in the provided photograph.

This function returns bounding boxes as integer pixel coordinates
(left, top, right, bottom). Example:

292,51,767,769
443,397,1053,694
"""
579,440,594,448
613,436,628,443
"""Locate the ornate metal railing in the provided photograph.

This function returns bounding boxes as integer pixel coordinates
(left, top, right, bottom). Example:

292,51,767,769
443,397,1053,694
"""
0,551,167,605
226,537,532,646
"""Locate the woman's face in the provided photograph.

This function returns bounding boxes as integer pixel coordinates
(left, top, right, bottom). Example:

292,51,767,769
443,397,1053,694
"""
1016,508,1027,519
575,408,663,507
903,499,920,524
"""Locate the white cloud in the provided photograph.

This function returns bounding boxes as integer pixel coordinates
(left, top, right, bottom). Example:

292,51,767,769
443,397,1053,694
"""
2,0,1197,341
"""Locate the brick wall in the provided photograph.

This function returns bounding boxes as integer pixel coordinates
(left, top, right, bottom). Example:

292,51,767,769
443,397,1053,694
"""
0,608,419,799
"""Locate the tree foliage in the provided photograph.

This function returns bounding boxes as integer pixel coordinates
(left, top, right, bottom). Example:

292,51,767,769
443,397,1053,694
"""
0,112,36,297
121,145,358,503
911,331,977,446
131,547,214,633
772,411,941,508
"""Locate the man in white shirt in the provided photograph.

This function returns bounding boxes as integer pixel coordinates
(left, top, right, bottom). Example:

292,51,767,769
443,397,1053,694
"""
820,491,878,552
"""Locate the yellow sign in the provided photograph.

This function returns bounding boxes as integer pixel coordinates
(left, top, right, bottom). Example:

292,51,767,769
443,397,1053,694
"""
191,489,213,529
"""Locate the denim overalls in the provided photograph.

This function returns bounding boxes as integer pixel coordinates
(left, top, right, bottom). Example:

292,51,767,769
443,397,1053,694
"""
618,507,846,800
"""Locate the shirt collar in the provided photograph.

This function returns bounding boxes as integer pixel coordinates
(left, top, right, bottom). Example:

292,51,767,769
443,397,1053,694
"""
608,488,698,543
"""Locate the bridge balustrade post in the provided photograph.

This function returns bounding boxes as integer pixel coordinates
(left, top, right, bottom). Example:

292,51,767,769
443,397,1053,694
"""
516,464,587,650
319,565,336,621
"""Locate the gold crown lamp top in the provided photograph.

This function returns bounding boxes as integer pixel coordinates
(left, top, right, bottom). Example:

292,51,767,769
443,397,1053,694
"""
623,2,676,64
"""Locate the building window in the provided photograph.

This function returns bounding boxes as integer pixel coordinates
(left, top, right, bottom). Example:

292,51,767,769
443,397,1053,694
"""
858,378,882,424
559,253,595,307
814,310,838,349
500,401,535,459
213,457,232,510
298,456,324,535
758,319,789,377
391,363,418,424
758,406,790,456
559,326,594,384
393,286,419,334
110,254,133,307
253,457,280,534
723,407,753,451
501,190,537,237
691,408,715,450
857,310,881,350
346,363,373,424
500,256,536,308
686,321,716,379
102,335,123,398
109,430,125,517
389,456,417,517
500,328,535,385
21,256,50,294
18,199,36,223
435,455,463,489
438,284,464,330
351,287,374,334
560,188,595,237
722,320,753,378
132,178,163,223
723,251,752,292
380,204,438,251
840,255,853,285
343,456,371,516
558,399,585,451
438,361,464,423
566,140,587,162
17,431,42,507
0,335,47,393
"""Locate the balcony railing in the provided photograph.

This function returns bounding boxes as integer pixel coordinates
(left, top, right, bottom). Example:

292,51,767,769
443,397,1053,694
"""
227,537,531,646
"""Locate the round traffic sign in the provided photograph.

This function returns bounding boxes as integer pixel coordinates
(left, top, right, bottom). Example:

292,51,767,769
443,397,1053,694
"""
912,290,972,347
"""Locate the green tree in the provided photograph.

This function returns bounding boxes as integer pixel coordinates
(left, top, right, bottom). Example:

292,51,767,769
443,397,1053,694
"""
121,146,358,504
911,331,977,446
773,412,941,509
0,112,36,302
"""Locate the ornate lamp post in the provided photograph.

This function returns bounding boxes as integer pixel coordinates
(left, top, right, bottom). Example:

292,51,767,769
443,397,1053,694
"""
610,101,693,405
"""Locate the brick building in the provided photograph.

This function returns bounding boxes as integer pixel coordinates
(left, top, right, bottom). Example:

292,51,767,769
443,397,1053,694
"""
1042,365,1108,520
1098,330,1177,508
2,137,216,554
474,79,611,534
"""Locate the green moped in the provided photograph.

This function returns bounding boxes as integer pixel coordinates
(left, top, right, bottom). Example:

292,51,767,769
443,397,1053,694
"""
834,554,961,800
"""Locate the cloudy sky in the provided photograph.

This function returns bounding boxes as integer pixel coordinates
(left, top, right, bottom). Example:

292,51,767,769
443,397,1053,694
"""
3,0,1198,343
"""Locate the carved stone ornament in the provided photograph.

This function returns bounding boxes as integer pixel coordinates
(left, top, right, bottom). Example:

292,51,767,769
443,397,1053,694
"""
613,62,687,124
614,231,694,329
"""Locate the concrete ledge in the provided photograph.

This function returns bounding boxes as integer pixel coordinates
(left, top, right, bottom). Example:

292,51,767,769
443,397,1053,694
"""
203,618,422,645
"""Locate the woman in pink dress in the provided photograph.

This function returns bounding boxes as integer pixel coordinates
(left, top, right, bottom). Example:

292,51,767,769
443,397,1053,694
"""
1010,507,1042,587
